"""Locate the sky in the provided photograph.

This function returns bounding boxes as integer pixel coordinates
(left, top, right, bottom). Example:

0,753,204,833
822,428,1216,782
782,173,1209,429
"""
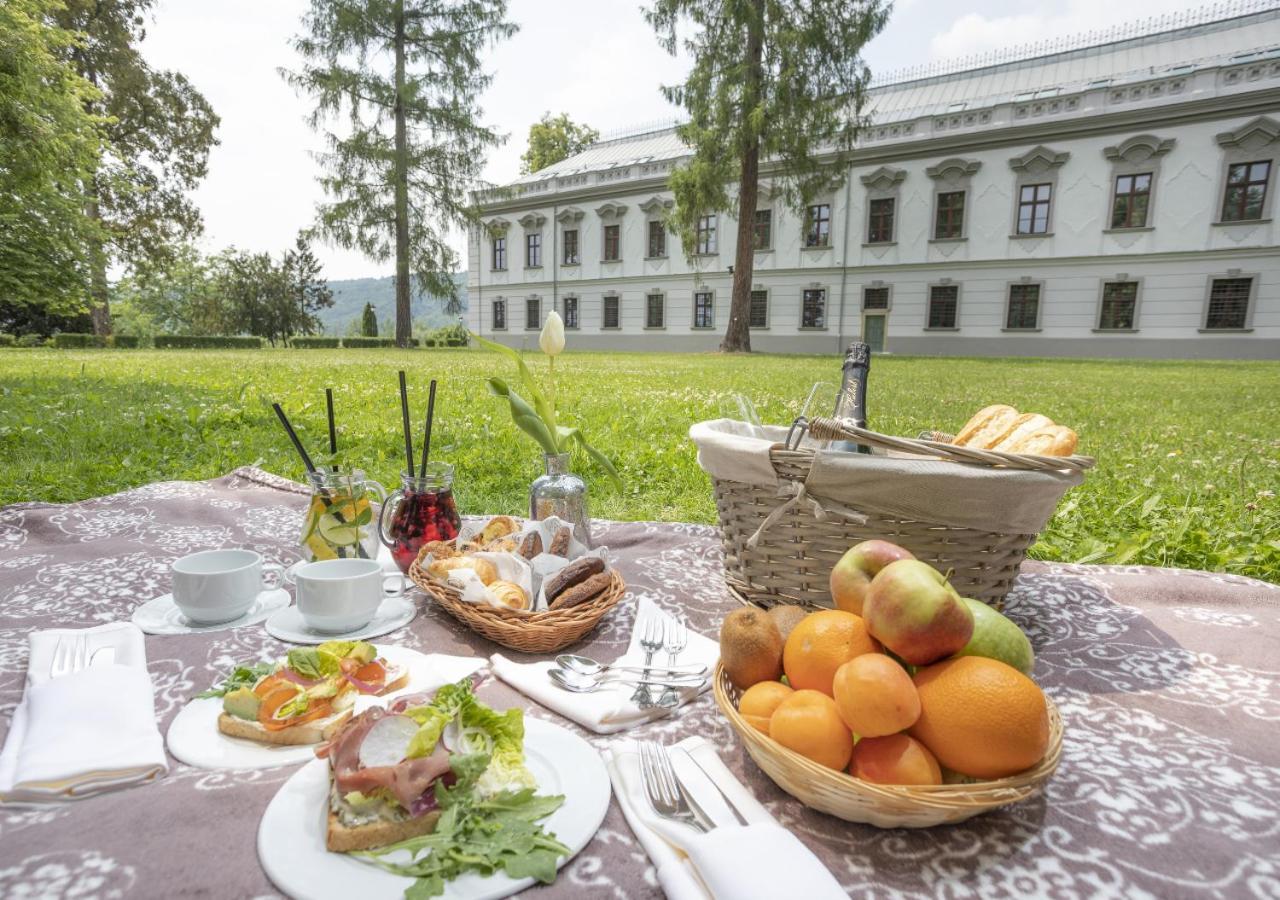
140,0,1219,280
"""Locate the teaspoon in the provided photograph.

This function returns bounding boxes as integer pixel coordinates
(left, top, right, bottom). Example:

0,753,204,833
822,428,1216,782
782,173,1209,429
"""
556,654,707,678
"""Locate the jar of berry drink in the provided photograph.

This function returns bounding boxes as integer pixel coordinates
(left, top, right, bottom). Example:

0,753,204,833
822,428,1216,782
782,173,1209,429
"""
378,462,462,573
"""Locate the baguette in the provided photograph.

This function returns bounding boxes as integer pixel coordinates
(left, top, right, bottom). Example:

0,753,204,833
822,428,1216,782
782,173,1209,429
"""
1004,425,1078,457
216,669,409,746
990,413,1053,451
326,806,442,853
953,405,1020,448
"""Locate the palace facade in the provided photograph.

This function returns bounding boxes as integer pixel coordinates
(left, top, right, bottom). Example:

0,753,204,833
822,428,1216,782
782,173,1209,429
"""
467,4,1280,358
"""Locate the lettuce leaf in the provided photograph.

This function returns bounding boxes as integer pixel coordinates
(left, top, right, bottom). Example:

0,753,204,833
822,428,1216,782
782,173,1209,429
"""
286,647,341,679
461,703,535,796
401,678,477,759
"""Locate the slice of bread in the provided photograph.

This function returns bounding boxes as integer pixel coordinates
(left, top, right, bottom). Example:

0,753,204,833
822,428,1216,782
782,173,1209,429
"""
327,806,442,852
216,670,409,746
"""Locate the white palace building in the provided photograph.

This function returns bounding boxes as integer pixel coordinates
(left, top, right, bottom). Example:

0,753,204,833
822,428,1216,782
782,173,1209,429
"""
466,3,1280,358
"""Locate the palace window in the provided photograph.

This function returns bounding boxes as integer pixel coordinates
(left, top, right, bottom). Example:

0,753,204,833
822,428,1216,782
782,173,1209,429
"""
525,296,541,330
693,291,714,329
1204,277,1253,329
749,290,768,328
1221,161,1270,222
801,289,827,329
492,236,506,270
934,191,965,239
1098,282,1138,330
862,287,889,310
1005,283,1041,329
525,233,541,267
805,203,831,247
563,229,579,265
603,225,620,261
647,220,667,258
603,294,620,329
753,210,772,251
563,296,579,329
927,285,958,329
1016,184,1052,234
646,293,665,328
1111,174,1152,228
867,198,895,243
491,299,506,330
695,215,717,254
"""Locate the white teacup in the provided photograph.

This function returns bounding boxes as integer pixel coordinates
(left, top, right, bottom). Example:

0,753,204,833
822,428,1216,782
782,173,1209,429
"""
172,549,283,625
288,558,406,634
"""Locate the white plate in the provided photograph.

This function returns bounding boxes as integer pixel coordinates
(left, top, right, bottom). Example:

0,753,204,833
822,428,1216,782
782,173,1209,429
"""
165,646,480,770
265,596,416,645
132,588,292,636
258,717,611,900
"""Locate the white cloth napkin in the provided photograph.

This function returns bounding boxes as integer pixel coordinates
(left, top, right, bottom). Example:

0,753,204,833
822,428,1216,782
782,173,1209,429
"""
490,596,718,734
605,736,846,900
0,623,167,804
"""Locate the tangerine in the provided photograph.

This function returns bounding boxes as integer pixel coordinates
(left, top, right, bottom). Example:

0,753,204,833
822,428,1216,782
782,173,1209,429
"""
769,689,854,770
783,610,881,696
850,734,942,786
832,653,920,736
738,681,794,735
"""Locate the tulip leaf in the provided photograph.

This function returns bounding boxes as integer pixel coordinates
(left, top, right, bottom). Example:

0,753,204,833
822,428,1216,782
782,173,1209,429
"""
556,425,623,491
472,332,558,448
487,378,559,455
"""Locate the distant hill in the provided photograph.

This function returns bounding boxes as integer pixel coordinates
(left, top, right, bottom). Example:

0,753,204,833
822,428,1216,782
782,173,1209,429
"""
318,274,468,334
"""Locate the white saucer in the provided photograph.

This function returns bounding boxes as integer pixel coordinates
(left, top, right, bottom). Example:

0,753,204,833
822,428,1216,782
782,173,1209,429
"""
131,588,292,636
264,596,417,645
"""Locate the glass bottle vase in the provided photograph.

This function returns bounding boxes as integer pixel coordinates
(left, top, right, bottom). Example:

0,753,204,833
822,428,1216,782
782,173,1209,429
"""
529,453,592,548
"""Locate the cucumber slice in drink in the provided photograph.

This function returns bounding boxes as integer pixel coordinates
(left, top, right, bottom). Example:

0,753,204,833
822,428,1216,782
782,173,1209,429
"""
318,513,360,547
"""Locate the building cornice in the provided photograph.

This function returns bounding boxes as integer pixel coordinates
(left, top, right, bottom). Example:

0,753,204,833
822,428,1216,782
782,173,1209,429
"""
1215,114,1280,149
1104,133,1176,162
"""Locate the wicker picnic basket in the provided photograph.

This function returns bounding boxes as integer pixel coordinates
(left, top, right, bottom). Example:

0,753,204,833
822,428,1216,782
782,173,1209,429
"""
408,554,627,653
693,417,1095,610
713,662,1063,827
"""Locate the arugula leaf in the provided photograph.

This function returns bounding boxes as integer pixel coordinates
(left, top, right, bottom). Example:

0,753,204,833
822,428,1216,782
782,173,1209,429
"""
196,661,273,698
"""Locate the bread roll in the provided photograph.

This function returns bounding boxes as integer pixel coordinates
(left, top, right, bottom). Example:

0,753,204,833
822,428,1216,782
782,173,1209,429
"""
428,556,498,585
488,580,530,611
1004,425,1078,456
991,413,1054,451
953,405,1020,448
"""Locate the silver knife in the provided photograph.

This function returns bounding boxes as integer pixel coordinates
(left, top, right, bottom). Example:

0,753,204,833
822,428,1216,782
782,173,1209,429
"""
684,749,750,826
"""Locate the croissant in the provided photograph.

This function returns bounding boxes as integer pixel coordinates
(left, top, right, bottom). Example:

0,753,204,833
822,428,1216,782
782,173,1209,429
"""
488,580,530,611
428,556,498,586
479,516,519,545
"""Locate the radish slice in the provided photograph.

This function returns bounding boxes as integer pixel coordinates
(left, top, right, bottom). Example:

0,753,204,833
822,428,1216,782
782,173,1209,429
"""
358,714,419,769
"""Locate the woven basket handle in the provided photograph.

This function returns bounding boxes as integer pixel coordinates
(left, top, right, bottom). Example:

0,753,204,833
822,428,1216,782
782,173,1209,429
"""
806,417,1096,473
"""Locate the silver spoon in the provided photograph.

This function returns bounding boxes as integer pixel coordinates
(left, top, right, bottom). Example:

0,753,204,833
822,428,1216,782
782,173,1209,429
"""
556,654,707,678
548,668,705,694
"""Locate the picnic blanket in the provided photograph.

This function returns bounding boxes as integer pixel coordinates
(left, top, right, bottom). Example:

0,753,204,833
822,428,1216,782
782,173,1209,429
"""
0,466,1277,898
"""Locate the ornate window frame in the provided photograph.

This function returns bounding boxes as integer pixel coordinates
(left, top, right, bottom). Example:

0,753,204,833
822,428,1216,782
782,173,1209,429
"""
860,166,906,245
1002,277,1045,331
1212,116,1279,225
1199,270,1259,332
691,289,716,330
491,296,507,331
486,217,510,271
639,196,673,259
1092,274,1144,332
861,280,893,312
644,291,666,330
602,292,622,330
1008,146,1069,238
596,202,626,264
561,293,580,330
753,183,777,254
518,212,545,269
524,294,542,331
799,282,830,331
1102,135,1174,232
925,158,980,242
556,207,584,266
748,285,770,330
924,279,961,331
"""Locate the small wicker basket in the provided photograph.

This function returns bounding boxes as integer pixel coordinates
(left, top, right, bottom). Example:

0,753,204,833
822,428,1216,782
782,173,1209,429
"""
713,663,1063,827
704,417,1095,610
408,555,627,653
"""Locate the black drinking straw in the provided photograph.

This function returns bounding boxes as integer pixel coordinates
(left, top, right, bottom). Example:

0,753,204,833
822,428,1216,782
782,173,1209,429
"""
325,388,338,472
418,379,437,477
397,370,414,476
272,402,317,474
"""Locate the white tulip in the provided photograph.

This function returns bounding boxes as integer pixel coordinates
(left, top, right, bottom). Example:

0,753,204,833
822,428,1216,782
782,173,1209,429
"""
539,310,565,357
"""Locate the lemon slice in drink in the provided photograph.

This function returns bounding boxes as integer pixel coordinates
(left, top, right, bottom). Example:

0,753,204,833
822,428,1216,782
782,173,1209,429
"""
317,513,361,548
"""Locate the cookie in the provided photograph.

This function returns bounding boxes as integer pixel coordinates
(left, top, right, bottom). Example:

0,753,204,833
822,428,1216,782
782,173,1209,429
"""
549,571,611,610
548,526,572,557
519,531,543,559
543,556,606,604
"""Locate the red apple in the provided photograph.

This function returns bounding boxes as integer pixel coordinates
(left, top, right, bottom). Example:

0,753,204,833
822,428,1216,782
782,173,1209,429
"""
862,560,974,665
829,540,915,615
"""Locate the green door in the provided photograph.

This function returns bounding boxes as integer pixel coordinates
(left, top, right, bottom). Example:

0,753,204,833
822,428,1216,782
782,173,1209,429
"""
863,314,886,352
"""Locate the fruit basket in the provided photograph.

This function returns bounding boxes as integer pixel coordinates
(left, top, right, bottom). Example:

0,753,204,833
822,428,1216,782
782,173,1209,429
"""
408,556,627,653
692,417,1095,609
713,662,1063,828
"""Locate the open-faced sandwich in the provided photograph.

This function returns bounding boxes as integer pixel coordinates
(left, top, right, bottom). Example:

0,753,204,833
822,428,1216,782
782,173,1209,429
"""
198,641,408,745
319,678,569,895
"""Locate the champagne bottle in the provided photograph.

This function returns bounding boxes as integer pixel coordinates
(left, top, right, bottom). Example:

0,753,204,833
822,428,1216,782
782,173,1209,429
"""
830,341,871,453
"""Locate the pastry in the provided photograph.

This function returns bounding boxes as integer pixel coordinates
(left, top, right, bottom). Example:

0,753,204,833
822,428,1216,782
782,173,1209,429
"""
428,556,498,586
483,536,519,553
549,571,612,610
548,526,572,557
479,516,519,545
543,556,606,605
418,540,457,562
519,531,543,559
1004,425,1078,456
488,580,530,612
953,405,1020,448
991,413,1053,451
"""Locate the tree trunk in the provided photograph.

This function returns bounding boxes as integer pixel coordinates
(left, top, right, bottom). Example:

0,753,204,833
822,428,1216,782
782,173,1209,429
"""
721,0,765,354
392,0,411,348
87,190,113,337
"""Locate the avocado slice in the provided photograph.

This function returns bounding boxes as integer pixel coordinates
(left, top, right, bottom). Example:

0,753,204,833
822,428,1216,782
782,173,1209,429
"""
305,678,340,701
223,687,262,721
347,641,376,664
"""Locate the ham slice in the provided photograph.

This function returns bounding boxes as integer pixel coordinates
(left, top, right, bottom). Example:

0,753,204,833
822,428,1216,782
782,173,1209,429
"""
322,706,453,813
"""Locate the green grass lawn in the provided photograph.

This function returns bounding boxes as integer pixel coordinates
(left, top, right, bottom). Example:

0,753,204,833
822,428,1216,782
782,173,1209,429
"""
3,348,1278,582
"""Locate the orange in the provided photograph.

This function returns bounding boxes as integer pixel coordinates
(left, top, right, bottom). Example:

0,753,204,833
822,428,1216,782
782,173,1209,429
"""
908,656,1050,779
832,653,920,737
850,734,942,786
783,610,881,696
769,689,854,770
739,681,794,735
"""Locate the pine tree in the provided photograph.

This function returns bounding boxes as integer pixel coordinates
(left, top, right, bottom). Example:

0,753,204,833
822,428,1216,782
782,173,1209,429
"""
284,232,334,337
361,302,378,337
646,0,889,352
286,0,517,347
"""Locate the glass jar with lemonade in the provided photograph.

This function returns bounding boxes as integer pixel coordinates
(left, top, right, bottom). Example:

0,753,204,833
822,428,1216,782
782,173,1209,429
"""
299,470,386,561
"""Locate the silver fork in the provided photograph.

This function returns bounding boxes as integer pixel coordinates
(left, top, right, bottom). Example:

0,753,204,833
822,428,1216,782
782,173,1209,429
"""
639,741,713,832
631,617,665,709
657,618,689,709
50,635,88,679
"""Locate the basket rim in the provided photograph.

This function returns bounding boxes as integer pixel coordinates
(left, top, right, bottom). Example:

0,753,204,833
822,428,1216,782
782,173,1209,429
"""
407,556,626,622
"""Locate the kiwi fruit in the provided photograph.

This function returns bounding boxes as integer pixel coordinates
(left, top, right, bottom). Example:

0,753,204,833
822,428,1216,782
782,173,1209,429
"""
766,604,808,643
719,607,784,689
